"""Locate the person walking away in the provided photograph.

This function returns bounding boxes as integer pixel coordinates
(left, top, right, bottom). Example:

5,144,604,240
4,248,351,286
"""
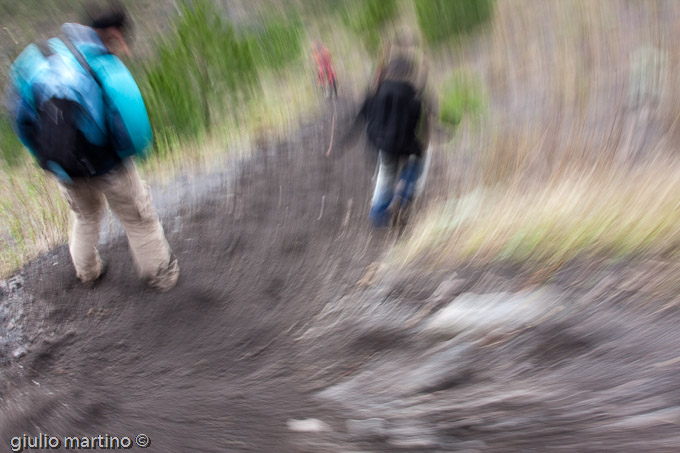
4,0,179,290
365,32,437,227
312,41,338,98
330,31,437,227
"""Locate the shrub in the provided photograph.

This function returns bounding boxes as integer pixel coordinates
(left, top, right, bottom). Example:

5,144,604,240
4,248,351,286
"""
247,13,304,71
439,71,486,127
342,0,398,51
138,0,258,152
137,1,307,154
415,0,494,45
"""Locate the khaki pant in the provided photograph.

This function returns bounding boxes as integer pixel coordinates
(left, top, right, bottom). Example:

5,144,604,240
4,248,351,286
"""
57,161,179,290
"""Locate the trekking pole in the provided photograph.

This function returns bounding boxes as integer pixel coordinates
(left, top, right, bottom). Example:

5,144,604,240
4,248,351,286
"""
326,99,336,157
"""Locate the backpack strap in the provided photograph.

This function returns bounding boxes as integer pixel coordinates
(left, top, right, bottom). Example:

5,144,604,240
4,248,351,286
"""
60,34,102,86
35,40,53,58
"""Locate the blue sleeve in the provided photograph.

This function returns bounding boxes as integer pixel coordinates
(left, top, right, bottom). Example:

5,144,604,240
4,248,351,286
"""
4,80,39,157
14,98,40,157
5,42,61,159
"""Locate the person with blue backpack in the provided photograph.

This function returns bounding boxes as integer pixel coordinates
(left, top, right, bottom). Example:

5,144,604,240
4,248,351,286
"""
4,0,179,290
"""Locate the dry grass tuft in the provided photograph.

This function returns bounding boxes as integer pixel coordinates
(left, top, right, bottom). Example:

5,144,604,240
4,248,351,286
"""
394,0,680,271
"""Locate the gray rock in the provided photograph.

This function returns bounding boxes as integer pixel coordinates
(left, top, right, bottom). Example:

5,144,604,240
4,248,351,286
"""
404,343,476,394
424,288,559,338
287,418,331,433
430,275,466,304
387,422,440,449
346,418,386,439
5,275,24,294
12,346,27,359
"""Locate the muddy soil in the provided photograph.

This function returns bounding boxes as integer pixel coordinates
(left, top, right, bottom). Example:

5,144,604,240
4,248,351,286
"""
1,99,679,452
0,100,394,452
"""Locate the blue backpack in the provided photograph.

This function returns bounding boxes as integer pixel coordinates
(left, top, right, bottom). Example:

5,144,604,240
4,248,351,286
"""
33,38,119,178
8,25,153,180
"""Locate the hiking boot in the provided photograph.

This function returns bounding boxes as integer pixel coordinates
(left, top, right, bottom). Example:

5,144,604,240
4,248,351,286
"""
393,197,412,230
369,197,395,228
147,254,180,292
81,258,107,289
369,205,392,228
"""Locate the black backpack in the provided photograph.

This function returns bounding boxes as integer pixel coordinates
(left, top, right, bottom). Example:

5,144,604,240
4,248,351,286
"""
364,80,422,156
35,98,116,177
33,38,118,178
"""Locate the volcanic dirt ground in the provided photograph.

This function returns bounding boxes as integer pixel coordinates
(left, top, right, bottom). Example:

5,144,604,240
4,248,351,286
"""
0,101,386,450
1,101,680,452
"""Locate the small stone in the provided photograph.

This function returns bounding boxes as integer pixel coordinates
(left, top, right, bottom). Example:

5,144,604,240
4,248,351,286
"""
12,346,27,359
346,418,386,439
287,418,331,433
356,262,385,288
387,422,439,448
430,275,465,304
455,440,487,451
405,344,475,394
7,276,24,293
172,216,182,234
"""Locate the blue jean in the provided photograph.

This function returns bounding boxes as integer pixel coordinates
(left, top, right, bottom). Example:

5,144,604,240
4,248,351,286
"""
369,151,424,227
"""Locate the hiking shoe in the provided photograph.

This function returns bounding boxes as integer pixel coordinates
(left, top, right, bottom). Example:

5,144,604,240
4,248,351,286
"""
369,202,393,228
370,208,392,228
147,254,180,292
81,259,107,289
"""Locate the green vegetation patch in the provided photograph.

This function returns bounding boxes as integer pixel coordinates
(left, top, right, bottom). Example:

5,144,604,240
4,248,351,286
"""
0,113,26,168
439,71,487,127
137,1,306,156
342,0,399,51
415,0,494,45
246,13,304,71
137,0,258,155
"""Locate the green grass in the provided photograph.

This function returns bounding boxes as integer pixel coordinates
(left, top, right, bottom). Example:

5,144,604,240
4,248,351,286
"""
341,0,399,51
246,12,304,71
137,0,258,155
439,71,487,127
136,0,306,159
415,0,494,45
0,113,25,168
0,168,69,275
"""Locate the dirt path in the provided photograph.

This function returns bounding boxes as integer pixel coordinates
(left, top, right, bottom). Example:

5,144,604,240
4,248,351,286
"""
1,97,680,453
0,100,396,452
